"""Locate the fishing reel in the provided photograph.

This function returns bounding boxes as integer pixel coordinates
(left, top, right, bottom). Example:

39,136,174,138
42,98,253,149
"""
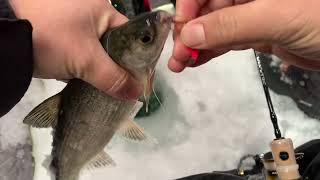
235,151,304,180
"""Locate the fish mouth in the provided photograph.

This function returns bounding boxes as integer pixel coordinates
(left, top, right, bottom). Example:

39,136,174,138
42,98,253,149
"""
139,11,172,112
156,11,173,30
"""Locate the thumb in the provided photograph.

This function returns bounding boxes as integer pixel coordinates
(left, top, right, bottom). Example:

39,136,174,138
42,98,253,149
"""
180,1,283,49
82,40,142,100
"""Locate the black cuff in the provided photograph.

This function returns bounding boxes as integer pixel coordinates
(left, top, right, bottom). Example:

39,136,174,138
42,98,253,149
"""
0,0,33,117
0,0,16,19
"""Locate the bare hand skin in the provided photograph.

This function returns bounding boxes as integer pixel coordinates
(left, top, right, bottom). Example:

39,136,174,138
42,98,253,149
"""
10,0,141,100
169,0,320,72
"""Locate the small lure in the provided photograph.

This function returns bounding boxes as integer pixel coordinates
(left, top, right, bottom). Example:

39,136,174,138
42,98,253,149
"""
186,47,199,61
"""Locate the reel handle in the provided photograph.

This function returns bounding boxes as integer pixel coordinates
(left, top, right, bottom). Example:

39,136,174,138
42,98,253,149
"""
271,138,300,180
262,159,277,180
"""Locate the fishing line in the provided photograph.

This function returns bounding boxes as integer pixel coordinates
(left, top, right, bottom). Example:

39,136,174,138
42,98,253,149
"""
254,51,282,139
152,87,164,109
150,78,168,115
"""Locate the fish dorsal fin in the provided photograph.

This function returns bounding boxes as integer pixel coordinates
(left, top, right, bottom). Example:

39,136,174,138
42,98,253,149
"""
23,93,61,128
119,119,158,144
86,151,116,170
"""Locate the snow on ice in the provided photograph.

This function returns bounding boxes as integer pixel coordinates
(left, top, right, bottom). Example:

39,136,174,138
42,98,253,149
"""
1,33,319,180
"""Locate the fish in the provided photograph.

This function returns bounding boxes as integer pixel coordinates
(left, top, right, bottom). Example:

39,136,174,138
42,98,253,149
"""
23,11,172,180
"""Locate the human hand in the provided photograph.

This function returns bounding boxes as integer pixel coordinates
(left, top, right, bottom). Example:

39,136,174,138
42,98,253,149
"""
9,0,141,100
168,0,320,72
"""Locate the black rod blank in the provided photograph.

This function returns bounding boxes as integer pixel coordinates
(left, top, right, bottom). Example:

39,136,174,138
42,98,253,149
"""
254,51,282,139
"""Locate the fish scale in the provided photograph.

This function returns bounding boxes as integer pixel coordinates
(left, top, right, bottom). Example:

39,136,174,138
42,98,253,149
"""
23,11,172,180
52,79,135,180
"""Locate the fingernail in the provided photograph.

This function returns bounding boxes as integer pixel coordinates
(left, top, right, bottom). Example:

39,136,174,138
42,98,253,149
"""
181,23,205,48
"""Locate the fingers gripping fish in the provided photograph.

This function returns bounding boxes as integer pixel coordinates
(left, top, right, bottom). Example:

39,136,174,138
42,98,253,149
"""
23,11,172,180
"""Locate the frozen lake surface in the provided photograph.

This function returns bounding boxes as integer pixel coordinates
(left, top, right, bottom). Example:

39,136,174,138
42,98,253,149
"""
1,33,320,180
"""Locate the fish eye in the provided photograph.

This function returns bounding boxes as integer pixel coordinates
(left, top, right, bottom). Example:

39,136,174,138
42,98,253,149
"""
140,35,152,43
138,30,153,45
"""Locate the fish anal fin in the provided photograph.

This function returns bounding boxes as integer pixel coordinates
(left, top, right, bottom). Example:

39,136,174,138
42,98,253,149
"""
23,93,61,128
86,151,116,170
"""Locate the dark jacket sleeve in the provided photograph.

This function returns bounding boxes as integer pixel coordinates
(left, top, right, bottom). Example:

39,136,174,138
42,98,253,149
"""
0,0,33,117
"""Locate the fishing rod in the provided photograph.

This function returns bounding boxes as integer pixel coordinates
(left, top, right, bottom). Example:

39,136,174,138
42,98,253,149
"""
254,51,301,180
110,1,301,179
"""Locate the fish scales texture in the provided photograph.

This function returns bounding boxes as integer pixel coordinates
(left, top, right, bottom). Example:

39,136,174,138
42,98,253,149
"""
23,10,172,180
52,79,134,180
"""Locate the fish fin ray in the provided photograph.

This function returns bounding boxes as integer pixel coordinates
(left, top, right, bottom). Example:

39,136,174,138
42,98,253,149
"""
23,93,61,128
86,151,116,170
119,101,157,144
119,119,158,144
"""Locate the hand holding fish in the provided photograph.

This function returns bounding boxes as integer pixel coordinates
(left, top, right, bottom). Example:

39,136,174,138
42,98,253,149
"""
22,11,171,180
9,0,141,100
169,0,320,72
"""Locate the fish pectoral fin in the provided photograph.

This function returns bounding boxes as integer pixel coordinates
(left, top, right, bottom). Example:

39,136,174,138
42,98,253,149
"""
23,93,61,128
118,119,158,144
85,151,116,170
118,100,158,143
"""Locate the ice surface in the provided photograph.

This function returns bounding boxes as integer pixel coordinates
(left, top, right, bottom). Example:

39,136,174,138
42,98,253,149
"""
1,33,320,180
0,79,65,180
0,144,34,180
0,80,44,149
